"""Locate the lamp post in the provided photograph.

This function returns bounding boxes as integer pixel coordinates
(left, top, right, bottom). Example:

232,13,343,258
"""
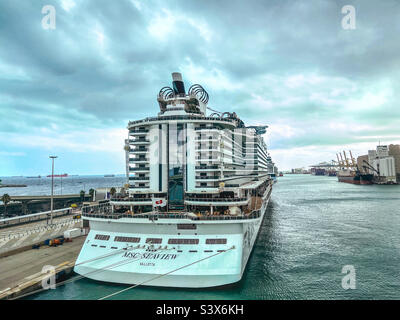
49,155,57,225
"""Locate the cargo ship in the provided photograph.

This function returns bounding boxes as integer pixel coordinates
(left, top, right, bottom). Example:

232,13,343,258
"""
46,173,68,178
311,168,325,176
337,169,373,185
74,72,275,288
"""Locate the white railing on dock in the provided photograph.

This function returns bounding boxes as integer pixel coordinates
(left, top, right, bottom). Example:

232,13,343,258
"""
0,207,77,229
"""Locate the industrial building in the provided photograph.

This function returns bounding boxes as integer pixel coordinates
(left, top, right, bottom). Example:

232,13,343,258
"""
357,144,400,184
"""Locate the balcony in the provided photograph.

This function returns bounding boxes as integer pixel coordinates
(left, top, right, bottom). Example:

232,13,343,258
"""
196,136,218,141
195,127,221,131
196,176,220,180
129,139,150,144
196,144,219,150
128,177,149,181
129,167,150,171
195,165,220,171
195,185,219,188
129,129,149,134
131,148,148,153
129,158,149,162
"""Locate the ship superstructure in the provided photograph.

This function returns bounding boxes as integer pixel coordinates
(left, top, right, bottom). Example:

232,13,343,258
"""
75,73,274,288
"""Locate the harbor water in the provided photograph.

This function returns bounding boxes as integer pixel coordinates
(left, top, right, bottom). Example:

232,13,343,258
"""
20,174,400,300
0,175,126,198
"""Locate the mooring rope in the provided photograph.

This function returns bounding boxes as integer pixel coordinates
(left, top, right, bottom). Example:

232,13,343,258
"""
98,246,235,300
10,242,173,300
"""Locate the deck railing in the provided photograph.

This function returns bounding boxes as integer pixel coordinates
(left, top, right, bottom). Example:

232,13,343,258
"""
128,115,236,127
82,205,261,221
185,197,248,202
110,198,152,202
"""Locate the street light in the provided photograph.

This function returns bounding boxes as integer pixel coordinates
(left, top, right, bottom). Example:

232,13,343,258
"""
49,155,57,225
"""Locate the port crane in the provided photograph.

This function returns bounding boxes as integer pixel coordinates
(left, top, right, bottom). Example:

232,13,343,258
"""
362,159,380,176
349,150,357,167
335,150,358,170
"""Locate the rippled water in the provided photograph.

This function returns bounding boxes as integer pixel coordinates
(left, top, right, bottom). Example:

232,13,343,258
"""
0,175,127,198
28,174,400,300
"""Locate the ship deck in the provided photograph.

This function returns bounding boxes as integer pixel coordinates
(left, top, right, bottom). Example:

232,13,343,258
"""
81,208,263,221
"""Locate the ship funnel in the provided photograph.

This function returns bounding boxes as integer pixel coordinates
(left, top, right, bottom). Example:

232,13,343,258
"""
172,72,185,95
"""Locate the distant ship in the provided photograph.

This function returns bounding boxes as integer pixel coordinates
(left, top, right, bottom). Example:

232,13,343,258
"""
27,175,41,178
311,168,325,176
104,174,115,177
47,173,68,178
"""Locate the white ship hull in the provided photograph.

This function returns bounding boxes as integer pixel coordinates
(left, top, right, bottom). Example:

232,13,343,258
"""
74,187,271,288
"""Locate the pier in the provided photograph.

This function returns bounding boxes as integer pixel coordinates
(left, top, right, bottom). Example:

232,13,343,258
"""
0,207,87,300
0,236,85,300
0,209,82,255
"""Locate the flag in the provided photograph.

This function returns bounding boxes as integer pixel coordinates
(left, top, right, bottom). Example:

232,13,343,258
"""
152,198,167,207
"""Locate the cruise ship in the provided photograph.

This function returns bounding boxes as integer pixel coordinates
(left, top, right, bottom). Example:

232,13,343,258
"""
74,73,275,288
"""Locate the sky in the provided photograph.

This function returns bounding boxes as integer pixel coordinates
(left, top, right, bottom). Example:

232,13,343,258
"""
0,0,399,176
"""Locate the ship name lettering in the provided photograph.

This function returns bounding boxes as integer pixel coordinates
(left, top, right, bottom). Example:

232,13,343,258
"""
122,252,178,260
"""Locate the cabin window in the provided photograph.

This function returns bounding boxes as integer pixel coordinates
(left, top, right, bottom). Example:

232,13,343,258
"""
146,238,162,244
114,236,140,243
177,224,197,230
95,234,110,241
206,239,227,244
168,239,199,245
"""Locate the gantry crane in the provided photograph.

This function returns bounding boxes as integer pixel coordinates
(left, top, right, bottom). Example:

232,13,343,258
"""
335,150,358,169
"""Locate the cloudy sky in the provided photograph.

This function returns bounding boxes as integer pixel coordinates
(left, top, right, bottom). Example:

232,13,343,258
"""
1,0,399,176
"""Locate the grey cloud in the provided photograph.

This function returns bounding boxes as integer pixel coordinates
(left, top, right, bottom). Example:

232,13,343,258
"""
0,0,399,153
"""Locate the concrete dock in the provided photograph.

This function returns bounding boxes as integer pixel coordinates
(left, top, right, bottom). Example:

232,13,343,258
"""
0,236,86,299
0,215,82,256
